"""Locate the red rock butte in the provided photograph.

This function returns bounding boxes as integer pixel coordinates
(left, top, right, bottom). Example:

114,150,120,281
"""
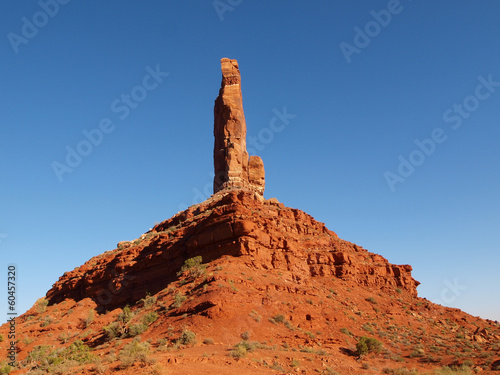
213,58,265,198
6,57,500,375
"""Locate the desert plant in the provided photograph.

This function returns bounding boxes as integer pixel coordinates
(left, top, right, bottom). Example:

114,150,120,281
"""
84,309,94,328
0,362,12,375
230,341,256,359
249,310,261,322
117,306,133,324
141,294,157,309
365,296,377,304
36,298,49,314
178,256,206,278
240,331,250,340
172,293,187,308
177,329,196,346
103,321,124,340
118,338,150,368
203,338,214,345
142,311,159,325
127,323,147,337
356,336,382,356
340,327,352,336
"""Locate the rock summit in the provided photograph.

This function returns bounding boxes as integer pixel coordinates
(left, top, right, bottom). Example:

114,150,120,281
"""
213,58,265,198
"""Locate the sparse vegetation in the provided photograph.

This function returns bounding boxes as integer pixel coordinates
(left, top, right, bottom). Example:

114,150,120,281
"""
172,293,187,308
365,296,377,304
36,298,49,314
118,338,151,368
249,310,261,322
84,309,94,328
0,362,12,374
176,329,197,346
356,336,382,356
23,340,94,372
340,327,352,337
141,294,157,309
178,256,206,278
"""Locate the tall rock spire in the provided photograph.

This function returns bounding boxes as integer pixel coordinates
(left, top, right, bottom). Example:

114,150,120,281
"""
213,58,265,197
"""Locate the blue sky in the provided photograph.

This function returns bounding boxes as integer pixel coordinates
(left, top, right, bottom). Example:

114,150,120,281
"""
1,1,499,322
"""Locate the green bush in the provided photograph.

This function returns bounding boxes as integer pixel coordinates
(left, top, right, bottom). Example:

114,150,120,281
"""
23,340,94,372
356,336,382,356
178,256,206,278
103,321,123,340
117,306,133,324
172,293,187,308
141,294,157,309
0,362,12,374
273,314,285,323
177,330,196,346
142,311,158,325
127,323,148,337
230,342,251,358
119,338,150,368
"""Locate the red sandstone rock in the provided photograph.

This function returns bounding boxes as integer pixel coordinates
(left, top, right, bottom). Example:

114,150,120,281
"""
46,191,419,311
213,58,265,197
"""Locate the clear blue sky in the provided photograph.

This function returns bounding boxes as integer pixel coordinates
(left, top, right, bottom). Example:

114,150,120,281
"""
1,1,499,322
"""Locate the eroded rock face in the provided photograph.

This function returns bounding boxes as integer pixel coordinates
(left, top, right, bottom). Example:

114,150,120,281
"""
46,191,419,311
213,58,265,197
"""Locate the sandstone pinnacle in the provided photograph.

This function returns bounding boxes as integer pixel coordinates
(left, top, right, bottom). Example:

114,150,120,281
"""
213,58,265,197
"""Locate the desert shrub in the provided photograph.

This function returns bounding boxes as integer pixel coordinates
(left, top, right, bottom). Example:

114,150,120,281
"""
36,298,49,314
103,321,123,340
340,327,352,336
240,331,250,340
230,341,255,359
117,306,133,324
249,310,261,322
271,361,285,371
64,340,94,363
365,297,377,304
177,329,196,346
118,338,150,368
433,365,473,374
203,338,214,345
178,256,206,278
0,334,4,342
0,362,12,374
127,323,147,337
142,311,159,325
84,309,94,328
273,314,285,323
172,293,187,308
40,315,53,327
23,340,94,372
141,294,157,309
356,336,382,356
